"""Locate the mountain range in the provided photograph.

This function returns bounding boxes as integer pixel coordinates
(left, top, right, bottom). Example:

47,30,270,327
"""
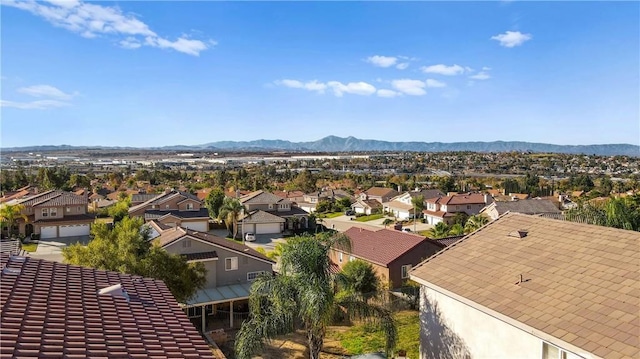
2,136,638,156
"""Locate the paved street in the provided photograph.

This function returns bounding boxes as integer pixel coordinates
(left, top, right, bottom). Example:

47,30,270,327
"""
321,215,433,233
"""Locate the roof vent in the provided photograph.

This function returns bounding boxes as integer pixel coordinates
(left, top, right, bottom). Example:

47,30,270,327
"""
508,229,528,239
99,283,130,301
9,255,26,262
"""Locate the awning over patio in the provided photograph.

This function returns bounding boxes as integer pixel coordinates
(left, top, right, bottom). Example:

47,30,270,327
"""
184,282,253,308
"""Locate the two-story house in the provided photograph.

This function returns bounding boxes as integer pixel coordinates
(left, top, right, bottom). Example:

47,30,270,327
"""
360,187,399,204
148,221,275,330
7,190,93,239
383,189,445,220
238,190,309,235
128,189,209,232
423,193,492,225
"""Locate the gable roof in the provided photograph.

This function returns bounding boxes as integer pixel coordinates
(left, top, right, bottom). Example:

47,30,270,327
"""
410,189,445,200
242,210,286,224
0,254,214,359
239,190,290,205
129,190,201,213
341,227,435,266
365,187,399,198
144,208,210,220
153,226,273,264
17,190,87,207
427,193,486,206
486,199,561,215
410,213,640,359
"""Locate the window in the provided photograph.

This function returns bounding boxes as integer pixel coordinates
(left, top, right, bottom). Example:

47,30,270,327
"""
401,264,412,279
225,257,238,271
467,205,471,209
247,271,266,281
165,204,170,209
77,206,81,212
339,252,343,263
268,204,273,209
182,239,191,248
50,208,57,216
42,208,48,217
186,203,194,210
542,343,567,359
66,207,71,213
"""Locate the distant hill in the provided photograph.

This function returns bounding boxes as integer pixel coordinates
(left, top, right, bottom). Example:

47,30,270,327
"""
2,136,638,156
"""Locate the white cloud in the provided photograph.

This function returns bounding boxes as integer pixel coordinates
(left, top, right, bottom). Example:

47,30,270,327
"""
425,79,446,88
421,64,465,76
2,0,213,56
396,62,409,70
366,55,397,68
17,84,77,100
482,66,492,71
469,72,491,80
276,79,327,94
491,31,532,48
1,99,70,110
376,89,401,98
391,79,426,96
327,81,376,97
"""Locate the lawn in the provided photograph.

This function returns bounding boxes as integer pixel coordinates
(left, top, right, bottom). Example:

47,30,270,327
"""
328,310,420,358
21,242,39,253
354,214,384,222
317,212,344,219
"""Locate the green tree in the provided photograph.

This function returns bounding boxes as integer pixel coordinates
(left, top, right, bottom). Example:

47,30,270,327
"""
0,204,28,238
204,187,225,220
63,217,206,302
382,218,395,228
448,223,465,236
315,199,332,213
218,197,246,239
108,196,132,222
565,196,639,231
235,234,397,359
411,195,425,217
464,214,489,233
426,222,450,239
336,197,353,211
336,259,381,303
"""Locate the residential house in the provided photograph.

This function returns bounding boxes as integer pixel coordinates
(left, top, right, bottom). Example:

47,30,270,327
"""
273,190,305,204
330,227,444,289
0,185,38,204
4,190,93,239
351,198,383,215
383,190,444,220
297,189,352,213
480,198,562,221
410,213,639,359
360,187,399,204
423,193,492,225
0,254,215,358
238,190,309,234
128,189,209,232
148,221,275,329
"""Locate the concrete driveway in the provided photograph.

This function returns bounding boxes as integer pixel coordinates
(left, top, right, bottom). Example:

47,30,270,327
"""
29,235,90,263
207,229,286,252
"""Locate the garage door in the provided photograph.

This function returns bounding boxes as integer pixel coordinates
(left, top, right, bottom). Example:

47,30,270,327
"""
255,223,281,234
40,226,57,239
183,221,208,232
59,224,90,237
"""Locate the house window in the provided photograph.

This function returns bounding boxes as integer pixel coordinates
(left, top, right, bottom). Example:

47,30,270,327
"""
339,252,343,263
186,203,194,210
77,206,81,212
247,271,266,281
182,239,191,248
268,204,273,209
50,208,57,217
66,207,71,213
467,205,471,209
225,257,238,271
42,208,48,217
165,205,170,209
401,264,412,279
542,343,567,359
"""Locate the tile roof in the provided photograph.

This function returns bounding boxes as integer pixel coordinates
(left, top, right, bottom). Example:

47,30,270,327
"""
489,199,561,215
242,210,286,224
153,227,273,264
144,208,210,220
342,227,434,266
0,254,214,359
382,200,414,211
17,190,87,207
365,187,399,198
410,189,445,200
427,193,486,205
239,190,289,205
410,213,640,359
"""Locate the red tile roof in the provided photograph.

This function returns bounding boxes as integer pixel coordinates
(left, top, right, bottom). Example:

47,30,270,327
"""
0,254,215,359
427,193,487,206
342,227,432,266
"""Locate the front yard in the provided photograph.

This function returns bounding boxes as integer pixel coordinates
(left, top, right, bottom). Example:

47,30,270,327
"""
354,214,384,222
21,241,39,252
317,212,344,219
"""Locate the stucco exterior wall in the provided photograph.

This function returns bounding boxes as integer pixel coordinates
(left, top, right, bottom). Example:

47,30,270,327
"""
418,286,584,359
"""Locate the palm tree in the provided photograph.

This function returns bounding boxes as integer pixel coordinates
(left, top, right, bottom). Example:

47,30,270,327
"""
448,223,465,236
465,214,489,233
426,222,449,238
0,204,28,239
336,259,381,303
217,197,246,240
382,218,394,228
235,233,397,359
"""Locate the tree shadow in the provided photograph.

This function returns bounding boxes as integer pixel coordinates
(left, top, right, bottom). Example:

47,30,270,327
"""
420,290,471,359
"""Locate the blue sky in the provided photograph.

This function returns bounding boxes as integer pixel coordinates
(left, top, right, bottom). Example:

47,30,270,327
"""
1,0,639,147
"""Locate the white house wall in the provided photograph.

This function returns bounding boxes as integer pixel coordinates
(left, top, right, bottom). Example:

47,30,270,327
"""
419,286,585,359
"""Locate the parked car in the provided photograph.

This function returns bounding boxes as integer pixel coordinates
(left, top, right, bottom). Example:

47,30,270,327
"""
245,232,256,242
345,210,355,216
403,228,412,233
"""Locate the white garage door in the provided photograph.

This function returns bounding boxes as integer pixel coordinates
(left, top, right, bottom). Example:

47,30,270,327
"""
40,226,57,239
59,224,90,237
255,223,281,234
183,221,208,232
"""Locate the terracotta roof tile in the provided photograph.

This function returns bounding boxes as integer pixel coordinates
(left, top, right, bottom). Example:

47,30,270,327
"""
0,254,214,359
410,213,640,358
